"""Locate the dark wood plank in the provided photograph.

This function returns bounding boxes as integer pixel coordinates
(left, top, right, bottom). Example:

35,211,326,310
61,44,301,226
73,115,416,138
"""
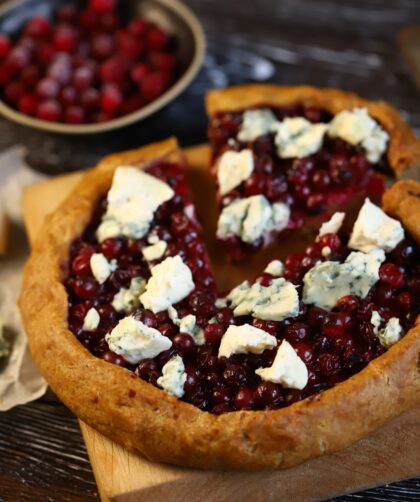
0,0,419,500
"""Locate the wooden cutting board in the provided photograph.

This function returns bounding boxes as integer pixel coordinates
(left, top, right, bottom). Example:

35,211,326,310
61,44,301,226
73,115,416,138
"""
22,145,420,502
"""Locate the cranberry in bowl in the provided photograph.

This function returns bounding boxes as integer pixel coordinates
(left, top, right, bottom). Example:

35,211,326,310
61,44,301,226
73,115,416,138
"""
0,0,205,133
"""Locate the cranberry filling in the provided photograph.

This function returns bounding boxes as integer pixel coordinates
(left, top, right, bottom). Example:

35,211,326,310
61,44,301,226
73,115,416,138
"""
0,1,177,124
66,161,419,414
208,105,392,260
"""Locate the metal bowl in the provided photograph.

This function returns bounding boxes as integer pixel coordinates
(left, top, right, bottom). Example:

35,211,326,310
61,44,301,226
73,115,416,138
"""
0,0,205,134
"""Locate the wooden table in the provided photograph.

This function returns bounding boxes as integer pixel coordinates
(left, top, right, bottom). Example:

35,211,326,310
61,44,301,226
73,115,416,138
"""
0,0,419,500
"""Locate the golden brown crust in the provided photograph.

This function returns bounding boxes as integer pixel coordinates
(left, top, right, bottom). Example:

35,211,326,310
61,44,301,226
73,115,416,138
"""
19,138,420,471
206,84,420,176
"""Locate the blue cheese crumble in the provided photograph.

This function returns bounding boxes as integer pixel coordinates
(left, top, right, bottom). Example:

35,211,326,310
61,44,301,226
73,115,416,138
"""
112,277,146,314
96,167,174,242
237,108,278,142
225,277,299,321
348,198,404,253
370,312,404,348
256,340,308,389
218,323,277,358
303,249,386,310
272,117,328,159
140,256,195,313
82,307,100,331
90,253,117,284
105,316,172,364
217,149,254,196
157,355,187,398
217,195,290,243
328,108,389,163
142,240,167,262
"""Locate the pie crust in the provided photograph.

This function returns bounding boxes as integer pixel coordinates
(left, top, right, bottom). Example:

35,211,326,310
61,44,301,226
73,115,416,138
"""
19,137,420,470
206,84,420,176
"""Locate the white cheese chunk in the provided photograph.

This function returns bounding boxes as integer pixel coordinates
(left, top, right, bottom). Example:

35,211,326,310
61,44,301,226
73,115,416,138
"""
90,253,117,284
82,307,100,331
217,149,254,196
157,355,187,398
228,278,299,321
370,310,383,335
273,117,328,159
217,195,290,243
303,249,385,310
218,323,277,358
256,340,308,390
264,259,284,277
140,256,195,313
142,240,167,262
167,307,204,345
378,317,404,348
328,108,389,163
321,246,332,257
348,198,404,253
105,316,171,364
318,212,345,236
179,314,205,345
96,167,174,242
0,319,10,359
112,277,146,313
237,108,278,142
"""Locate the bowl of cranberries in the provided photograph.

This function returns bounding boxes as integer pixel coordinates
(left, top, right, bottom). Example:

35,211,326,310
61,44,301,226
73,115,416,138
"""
0,0,205,133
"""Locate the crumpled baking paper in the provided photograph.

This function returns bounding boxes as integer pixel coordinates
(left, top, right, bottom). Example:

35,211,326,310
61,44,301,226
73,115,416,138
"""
0,145,47,411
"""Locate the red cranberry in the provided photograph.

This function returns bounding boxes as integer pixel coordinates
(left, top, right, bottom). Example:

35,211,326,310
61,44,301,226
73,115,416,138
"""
102,350,126,367
90,0,116,12
117,32,144,60
183,371,199,398
311,169,331,191
91,33,114,60
72,251,93,276
65,106,85,124
256,272,273,287
36,100,62,122
374,283,394,306
100,12,120,31
71,277,98,299
391,242,416,265
150,52,175,72
284,322,309,343
100,57,126,84
305,306,328,329
252,319,279,336
146,28,169,50
211,387,231,405
173,333,195,357
54,27,78,53
25,17,51,39
36,78,60,99
406,275,420,294
337,295,359,313
244,172,265,196
18,94,37,115
57,5,77,23
0,35,11,59
318,233,341,252
322,313,351,338
317,353,341,376
21,65,40,86
396,291,414,311
79,9,97,29
285,253,303,270
131,63,150,85
4,81,25,104
73,66,94,91
129,18,149,36
7,47,30,70
70,303,90,322
141,72,168,101
234,387,255,410
294,342,314,364
303,106,322,123
379,263,405,288
60,86,77,106
223,363,247,387
204,323,224,344
255,381,282,406
0,64,13,85
100,85,122,113
81,88,100,110
99,238,123,259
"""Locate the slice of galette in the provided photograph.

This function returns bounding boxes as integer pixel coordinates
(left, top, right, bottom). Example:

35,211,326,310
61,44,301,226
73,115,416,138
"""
19,137,420,471
207,84,420,260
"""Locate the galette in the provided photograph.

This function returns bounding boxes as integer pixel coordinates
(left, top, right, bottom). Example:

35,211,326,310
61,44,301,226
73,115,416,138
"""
19,86,420,470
